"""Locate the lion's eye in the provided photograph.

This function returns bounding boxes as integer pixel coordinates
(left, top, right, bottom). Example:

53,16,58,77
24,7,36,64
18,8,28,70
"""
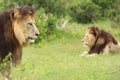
28,23,33,26
86,35,88,37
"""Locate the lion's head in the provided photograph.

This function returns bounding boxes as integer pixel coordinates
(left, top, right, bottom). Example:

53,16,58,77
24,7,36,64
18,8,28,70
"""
81,26,100,48
11,6,39,46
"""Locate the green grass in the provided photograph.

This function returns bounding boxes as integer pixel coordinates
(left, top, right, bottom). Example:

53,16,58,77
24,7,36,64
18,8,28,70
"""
1,20,120,80
10,39,120,80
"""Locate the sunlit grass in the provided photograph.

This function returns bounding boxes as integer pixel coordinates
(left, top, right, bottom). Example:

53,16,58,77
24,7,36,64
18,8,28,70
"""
1,20,120,80
10,38,120,80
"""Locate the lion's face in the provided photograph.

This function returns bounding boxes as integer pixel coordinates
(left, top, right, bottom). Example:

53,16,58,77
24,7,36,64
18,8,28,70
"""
10,6,39,46
21,16,39,43
13,15,39,46
81,28,96,48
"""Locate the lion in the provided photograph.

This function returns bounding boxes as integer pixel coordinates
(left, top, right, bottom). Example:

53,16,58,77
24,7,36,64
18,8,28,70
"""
80,26,120,56
0,6,39,80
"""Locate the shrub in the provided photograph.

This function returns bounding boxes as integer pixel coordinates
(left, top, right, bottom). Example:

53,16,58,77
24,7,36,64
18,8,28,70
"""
2,0,67,17
0,53,11,71
91,0,120,28
69,1,101,23
110,13,120,28
91,0,119,17
35,13,62,42
41,0,67,17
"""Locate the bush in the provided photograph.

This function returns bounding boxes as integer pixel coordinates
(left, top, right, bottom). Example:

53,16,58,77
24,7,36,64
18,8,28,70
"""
91,0,119,17
35,13,62,43
110,13,120,28
2,0,67,17
3,0,35,8
91,0,120,28
69,1,101,23
0,53,11,71
40,0,67,17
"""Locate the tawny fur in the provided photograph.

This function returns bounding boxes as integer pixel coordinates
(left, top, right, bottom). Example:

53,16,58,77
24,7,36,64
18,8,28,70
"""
81,26,120,56
0,6,39,80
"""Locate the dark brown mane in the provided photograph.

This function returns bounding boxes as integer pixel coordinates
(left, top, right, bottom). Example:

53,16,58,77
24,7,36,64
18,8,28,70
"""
17,6,35,16
0,9,14,61
89,27,118,54
0,6,35,61
101,29,118,45
0,6,37,80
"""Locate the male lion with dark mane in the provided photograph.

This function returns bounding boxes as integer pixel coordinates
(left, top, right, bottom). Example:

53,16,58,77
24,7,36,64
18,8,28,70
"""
81,26,120,56
0,6,39,80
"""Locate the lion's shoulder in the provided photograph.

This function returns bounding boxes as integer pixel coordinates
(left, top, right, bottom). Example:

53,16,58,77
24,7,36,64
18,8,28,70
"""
100,29,118,44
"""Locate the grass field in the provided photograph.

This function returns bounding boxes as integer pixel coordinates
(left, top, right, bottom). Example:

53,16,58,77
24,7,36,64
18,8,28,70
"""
12,39,120,80
1,20,120,80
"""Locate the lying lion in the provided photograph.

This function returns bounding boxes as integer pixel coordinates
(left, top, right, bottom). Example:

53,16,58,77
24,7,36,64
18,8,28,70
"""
81,26,120,56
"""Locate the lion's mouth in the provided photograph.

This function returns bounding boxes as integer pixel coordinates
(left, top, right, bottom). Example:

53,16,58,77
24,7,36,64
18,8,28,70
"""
27,37,36,43
82,42,89,46
28,37,34,40
84,43,88,45
82,41,88,45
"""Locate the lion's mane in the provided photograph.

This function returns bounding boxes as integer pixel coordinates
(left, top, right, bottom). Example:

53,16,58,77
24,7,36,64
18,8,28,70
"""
88,26,118,54
0,6,35,64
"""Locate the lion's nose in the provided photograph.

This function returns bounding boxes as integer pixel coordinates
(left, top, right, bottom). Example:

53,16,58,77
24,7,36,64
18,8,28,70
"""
81,39,84,42
35,30,40,36
35,33,39,36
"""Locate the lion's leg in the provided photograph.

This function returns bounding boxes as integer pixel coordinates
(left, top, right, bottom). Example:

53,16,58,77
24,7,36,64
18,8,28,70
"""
86,53,98,57
1,63,11,80
11,46,22,65
79,51,89,56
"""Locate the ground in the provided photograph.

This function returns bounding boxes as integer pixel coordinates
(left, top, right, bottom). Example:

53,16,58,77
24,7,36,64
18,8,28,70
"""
1,20,120,80
7,39,120,80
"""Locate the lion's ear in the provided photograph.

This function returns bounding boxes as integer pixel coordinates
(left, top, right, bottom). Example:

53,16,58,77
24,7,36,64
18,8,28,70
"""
91,30,97,37
93,28,100,37
11,8,20,20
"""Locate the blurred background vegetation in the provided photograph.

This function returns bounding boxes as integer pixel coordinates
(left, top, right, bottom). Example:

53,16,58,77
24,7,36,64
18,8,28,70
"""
0,1,120,80
0,0,120,43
